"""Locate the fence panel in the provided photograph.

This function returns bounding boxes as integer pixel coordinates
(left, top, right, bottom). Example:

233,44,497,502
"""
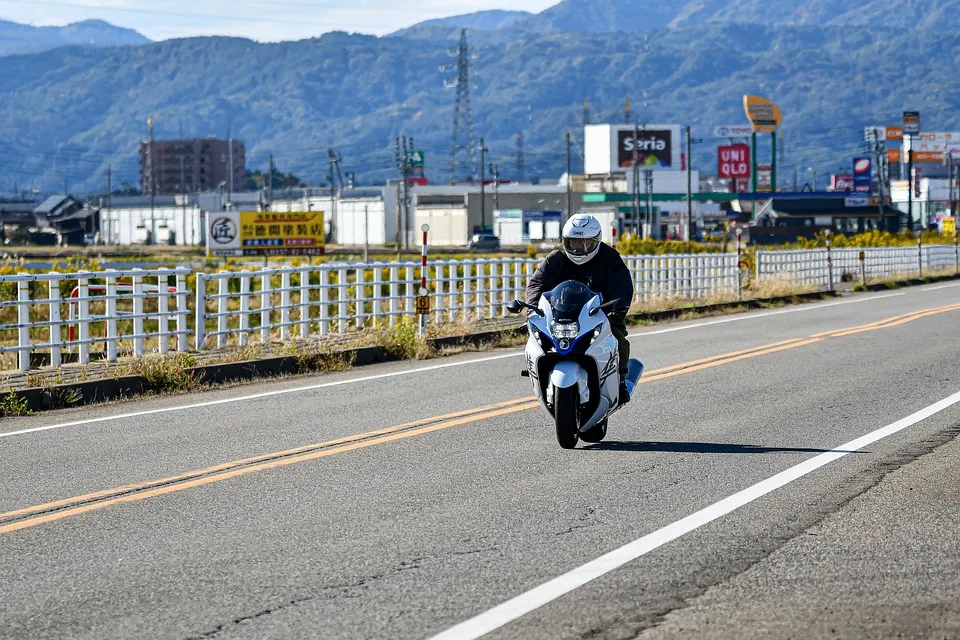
0,268,191,372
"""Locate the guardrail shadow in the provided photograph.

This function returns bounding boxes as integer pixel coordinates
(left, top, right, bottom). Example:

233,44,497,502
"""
583,441,863,455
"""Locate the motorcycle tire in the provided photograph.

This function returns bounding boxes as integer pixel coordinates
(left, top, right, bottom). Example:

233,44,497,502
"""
554,386,580,449
579,419,608,443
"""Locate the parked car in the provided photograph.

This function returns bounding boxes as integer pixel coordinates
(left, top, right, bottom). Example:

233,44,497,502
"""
468,233,501,251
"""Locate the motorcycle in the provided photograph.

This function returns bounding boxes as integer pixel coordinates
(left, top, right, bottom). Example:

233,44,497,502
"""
506,280,644,449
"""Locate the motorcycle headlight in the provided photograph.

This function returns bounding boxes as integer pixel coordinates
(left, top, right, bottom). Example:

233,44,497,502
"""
550,320,579,340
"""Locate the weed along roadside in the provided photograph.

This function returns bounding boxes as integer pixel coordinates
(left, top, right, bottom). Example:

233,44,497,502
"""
0,289,847,417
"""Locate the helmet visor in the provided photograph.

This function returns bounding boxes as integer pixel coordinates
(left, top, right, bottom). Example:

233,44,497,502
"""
563,235,600,257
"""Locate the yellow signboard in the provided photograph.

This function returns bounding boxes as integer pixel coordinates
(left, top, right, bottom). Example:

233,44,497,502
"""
942,216,956,237
743,95,783,133
240,211,325,256
207,210,326,257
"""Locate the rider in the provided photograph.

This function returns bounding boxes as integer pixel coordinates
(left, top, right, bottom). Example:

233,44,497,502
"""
525,213,634,404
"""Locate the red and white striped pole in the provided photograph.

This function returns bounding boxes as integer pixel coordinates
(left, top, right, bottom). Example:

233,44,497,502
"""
419,223,430,337
611,225,617,251
825,229,834,291
917,229,923,279
736,228,743,301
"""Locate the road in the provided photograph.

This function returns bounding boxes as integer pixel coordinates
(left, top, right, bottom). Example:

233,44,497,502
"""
2,282,960,639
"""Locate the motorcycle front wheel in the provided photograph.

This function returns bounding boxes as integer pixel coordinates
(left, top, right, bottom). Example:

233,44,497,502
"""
579,419,607,443
553,386,580,449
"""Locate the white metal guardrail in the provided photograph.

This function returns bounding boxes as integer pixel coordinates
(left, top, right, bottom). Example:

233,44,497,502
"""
757,246,960,288
0,269,191,371
0,247,953,371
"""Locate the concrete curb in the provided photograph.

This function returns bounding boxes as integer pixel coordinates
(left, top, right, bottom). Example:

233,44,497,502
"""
861,272,960,292
0,290,839,416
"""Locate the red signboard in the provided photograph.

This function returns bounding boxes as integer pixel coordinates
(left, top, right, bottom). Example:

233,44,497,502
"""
831,174,854,191
718,144,751,179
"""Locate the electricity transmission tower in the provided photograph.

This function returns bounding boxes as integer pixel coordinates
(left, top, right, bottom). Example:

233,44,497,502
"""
445,29,476,182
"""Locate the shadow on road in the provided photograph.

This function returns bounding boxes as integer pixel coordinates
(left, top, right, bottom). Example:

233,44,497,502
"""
583,441,862,454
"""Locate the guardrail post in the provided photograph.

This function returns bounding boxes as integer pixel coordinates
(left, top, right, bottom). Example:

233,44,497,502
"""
261,273,273,343
217,272,229,349
280,270,292,340
337,267,348,335
239,272,251,346
17,278,30,372
131,269,145,357
917,230,923,279
319,268,330,335
388,265,399,328
78,277,90,364
736,230,743,301
105,275,119,362
373,264,384,326
158,274,170,355
195,274,207,351
48,274,62,368
299,268,311,339
354,267,366,331
175,271,187,353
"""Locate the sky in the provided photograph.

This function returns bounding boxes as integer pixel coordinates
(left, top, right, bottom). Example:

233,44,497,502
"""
0,0,558,41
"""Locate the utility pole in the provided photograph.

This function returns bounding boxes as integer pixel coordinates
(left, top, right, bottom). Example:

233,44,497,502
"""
871,128,886,219
492,164,500,213
267,153,274,210
479,138,487,231
624,97,632,124
516,131,525,183
565,132,573,221
686,126,693,244
327,148,343,243
906,134,914,231
105,164,112,245
227,122,234,203
645,170,655,240
147,116,156,245
632,124,640,236
395,138,412,248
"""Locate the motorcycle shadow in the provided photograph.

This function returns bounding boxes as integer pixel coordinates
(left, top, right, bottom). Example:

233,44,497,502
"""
581,441,863,455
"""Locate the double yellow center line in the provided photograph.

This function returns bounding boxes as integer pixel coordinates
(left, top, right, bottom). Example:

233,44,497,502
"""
2,300,958,535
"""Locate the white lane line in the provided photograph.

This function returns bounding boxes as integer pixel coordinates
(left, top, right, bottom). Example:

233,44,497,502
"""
922,282,960,292
0,291,908,440
0,353,522,439
427,389,960,640
628,292,904,337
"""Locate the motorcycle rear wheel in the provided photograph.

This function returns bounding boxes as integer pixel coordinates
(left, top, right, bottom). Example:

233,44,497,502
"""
554,386,580,449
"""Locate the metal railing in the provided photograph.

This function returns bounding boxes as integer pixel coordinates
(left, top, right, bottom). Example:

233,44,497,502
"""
3,247,951,371
756,245,960,288
0,269,191,371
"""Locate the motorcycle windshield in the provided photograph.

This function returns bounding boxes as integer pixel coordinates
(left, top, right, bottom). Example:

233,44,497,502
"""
543,280,597,322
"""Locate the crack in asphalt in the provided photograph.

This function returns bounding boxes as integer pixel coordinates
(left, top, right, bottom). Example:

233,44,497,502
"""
183,557,426,640
572,423,960,640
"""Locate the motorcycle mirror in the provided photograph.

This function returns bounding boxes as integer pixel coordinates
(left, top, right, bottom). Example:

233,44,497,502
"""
506,300,524,314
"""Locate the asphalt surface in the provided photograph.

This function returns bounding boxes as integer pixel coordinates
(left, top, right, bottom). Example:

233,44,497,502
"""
3,282,960,639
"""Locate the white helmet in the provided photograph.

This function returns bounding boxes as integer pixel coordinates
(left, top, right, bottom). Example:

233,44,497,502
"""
561,214,603,265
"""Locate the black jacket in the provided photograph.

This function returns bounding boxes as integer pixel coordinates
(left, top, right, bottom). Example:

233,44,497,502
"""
525,243,634,313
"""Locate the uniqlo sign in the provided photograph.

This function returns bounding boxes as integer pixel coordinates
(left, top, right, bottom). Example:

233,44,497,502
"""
718,144,751,179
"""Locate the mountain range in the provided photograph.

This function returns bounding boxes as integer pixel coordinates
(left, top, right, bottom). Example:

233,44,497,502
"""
0,19,149,56
1,0,959,195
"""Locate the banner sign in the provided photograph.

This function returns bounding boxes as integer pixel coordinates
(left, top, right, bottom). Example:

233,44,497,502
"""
617,128,675,169
831,174,854,191
717,144,751,179
743,95,783,133
207,210,326,257
902,111,920,136
714,125,754,138
853,156,872,192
